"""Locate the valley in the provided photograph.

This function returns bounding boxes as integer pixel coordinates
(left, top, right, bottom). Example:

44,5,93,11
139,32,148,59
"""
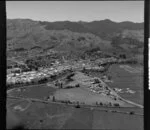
6,18,144,130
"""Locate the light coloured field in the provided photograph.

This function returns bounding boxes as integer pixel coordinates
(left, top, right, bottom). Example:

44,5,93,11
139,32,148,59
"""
119,65,142,73
54,71,138,107
54,87,132,107
7,98,143,130
92,110,143,130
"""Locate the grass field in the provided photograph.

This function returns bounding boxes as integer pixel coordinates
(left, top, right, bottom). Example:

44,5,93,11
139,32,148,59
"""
62,107,93,129
7,69,143,129
8,100,30,110
55,87,127,106
8,85,56,100
107,64,143,105
87,64,143,105
7,98,143,129
8,71,137,107
92,110,143,130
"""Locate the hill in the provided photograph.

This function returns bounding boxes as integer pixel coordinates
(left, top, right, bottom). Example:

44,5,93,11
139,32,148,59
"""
40,19,143,40
7,19,144,59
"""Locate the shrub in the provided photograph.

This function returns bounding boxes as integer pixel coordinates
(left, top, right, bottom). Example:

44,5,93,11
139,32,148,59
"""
99,102,103,106
130,111,135,115
75,104,80,108
94,79,100,84
52,96,55,102
96,102,98,105
113,103,120,107
109,102,112,106
75,84,80,88
114,97,117,100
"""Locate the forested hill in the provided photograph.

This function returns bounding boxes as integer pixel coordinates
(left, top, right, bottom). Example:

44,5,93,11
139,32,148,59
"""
39,19,143,40
7,19,144,57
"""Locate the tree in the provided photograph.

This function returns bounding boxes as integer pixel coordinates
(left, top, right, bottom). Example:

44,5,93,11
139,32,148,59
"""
75,84,80,88
60,83,63,88
107,75,112,80
94,79,100,84
109,102,112,106
75,101,80,108
113,52,116,55
35,67,38,71
96,102,98,105
52,96,55,102
82,67,86,72
119,54,126,59
130,111,135,115
114,103,120,107
100,102,103,106
122,54,126,59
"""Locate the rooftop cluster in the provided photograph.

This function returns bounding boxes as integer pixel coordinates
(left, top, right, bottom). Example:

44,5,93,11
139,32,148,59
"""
7,59,104,85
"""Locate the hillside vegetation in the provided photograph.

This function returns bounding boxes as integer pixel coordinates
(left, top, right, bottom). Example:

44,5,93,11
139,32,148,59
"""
7,19,144,59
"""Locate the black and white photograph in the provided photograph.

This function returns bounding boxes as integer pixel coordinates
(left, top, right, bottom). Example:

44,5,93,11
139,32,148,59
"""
6,1,144,129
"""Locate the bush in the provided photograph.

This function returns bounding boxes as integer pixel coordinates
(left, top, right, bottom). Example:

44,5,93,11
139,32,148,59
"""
75,104,80,108
113,103,120,107
75,84,80,88
66,73,75,80
94,79,100,84
96,102,98,105
99,102,103,106
109,102,112,106
107,75,112,80
52,96,55,102
130,111,135,115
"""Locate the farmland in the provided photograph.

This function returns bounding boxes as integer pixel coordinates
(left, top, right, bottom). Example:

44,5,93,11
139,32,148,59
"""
7,84,56,100
54,87,132,107
6,61,144,129
106,64,143,105
7,98,143,129
8,71,140,108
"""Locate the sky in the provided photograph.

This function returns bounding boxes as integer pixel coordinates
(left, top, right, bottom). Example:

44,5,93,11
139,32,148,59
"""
6,1,144,23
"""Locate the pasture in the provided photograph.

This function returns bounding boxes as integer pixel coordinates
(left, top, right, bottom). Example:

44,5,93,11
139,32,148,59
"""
8,84,56,100
107,64,143,105
7,98,143,130
54,87,133,107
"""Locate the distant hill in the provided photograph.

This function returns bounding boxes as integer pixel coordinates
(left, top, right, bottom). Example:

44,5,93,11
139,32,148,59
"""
7,19,144,57
40,19,144,40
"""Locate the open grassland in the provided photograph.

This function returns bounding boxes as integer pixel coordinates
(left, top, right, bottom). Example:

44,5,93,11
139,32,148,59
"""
8,99,30,109
119,65,142,73
54,71,138,107
8,84,56,100
54,87,132,107
7,98,143,130
8,71,140,107
7,98,75,129
92,110,143,130
107,64,143,105
62,107,93,129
